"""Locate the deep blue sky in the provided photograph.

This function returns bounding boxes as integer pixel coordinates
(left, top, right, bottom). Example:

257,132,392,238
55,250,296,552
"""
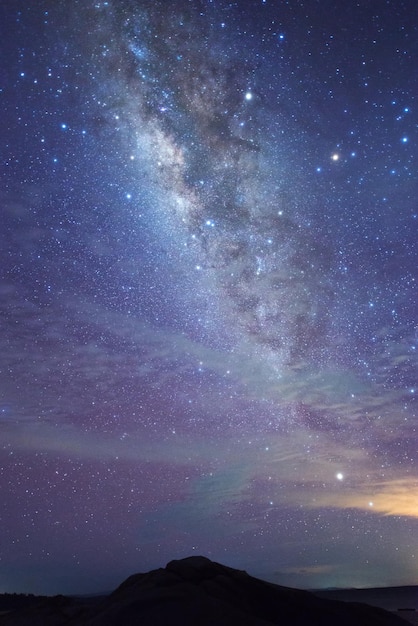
1,0,417,594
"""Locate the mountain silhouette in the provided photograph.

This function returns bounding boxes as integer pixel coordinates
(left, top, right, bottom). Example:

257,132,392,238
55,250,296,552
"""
0,556,411,625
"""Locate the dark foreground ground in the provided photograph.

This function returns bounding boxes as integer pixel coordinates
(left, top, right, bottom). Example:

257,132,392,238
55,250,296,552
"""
0,556,415,625
315,587,418,625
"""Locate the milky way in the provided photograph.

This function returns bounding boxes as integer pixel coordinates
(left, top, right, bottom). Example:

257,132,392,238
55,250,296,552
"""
1,0,417,594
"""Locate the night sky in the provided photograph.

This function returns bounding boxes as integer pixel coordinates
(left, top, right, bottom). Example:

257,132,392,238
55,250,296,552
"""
1,0,417,595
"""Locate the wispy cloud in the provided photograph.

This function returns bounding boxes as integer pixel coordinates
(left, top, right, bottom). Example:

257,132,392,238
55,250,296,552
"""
305,477,418,518
276,564,337,576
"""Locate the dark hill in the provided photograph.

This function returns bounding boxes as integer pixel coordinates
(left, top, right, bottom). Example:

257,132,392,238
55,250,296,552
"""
0,556,410,625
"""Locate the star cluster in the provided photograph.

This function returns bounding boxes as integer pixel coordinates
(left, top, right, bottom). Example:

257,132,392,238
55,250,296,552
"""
1,0,417,594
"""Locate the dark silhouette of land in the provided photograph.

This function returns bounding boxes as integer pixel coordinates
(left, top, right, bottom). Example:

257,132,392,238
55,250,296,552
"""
0,556,414,625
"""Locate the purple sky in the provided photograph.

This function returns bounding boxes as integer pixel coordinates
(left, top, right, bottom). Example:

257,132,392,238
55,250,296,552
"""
1,0,417,595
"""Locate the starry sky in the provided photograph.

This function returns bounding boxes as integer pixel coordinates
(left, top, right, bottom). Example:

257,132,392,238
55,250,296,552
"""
1,0,417,595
